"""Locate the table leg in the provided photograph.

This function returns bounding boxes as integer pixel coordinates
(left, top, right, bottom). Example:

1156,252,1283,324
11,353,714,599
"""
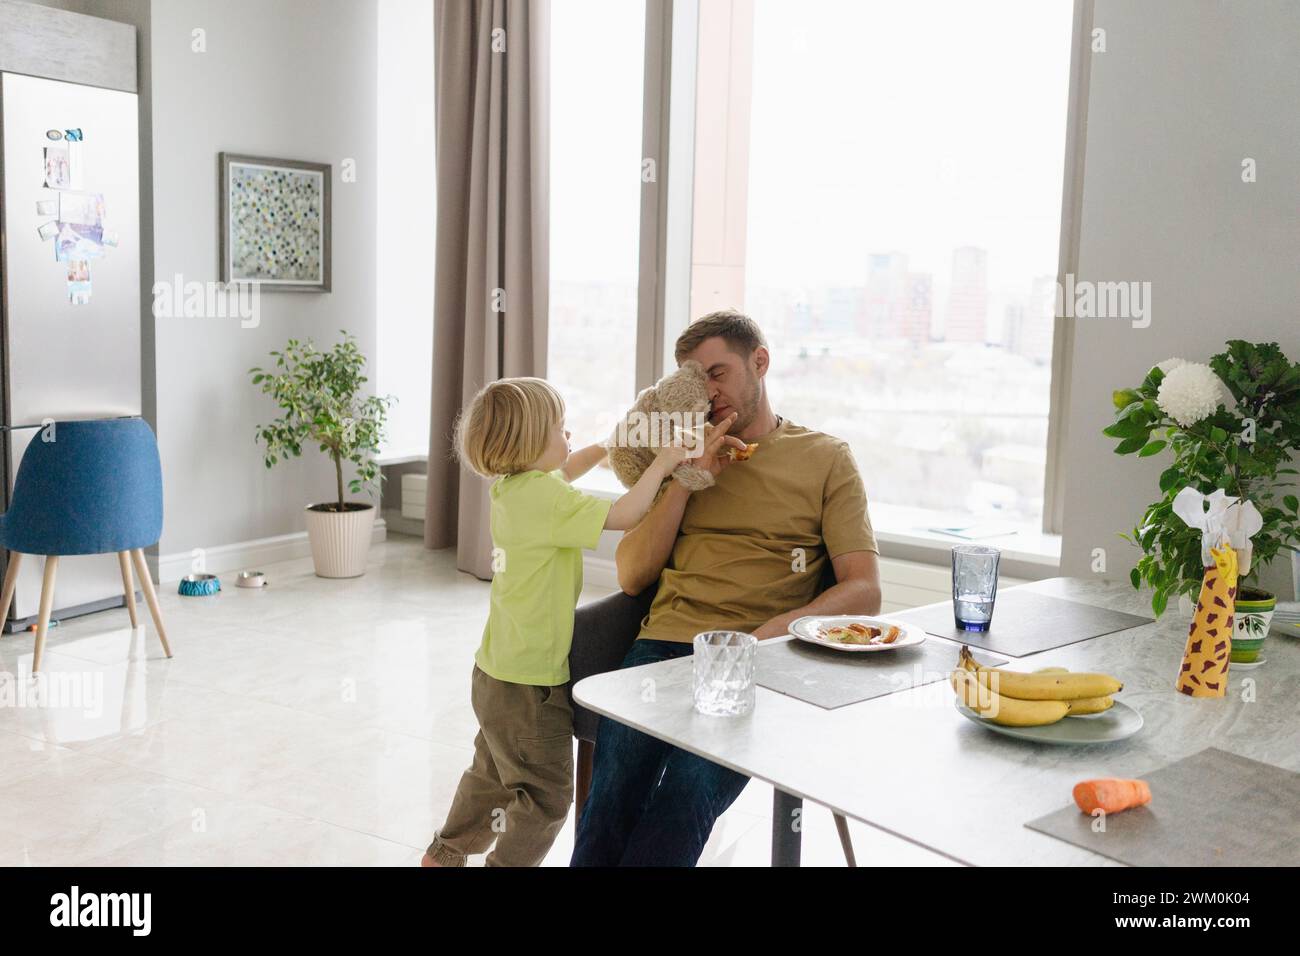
771,788,802,867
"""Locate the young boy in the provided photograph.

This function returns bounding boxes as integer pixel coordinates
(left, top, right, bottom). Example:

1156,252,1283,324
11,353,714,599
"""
421,377,688,867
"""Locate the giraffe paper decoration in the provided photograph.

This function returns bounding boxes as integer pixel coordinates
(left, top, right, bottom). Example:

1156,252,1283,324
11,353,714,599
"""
1175,544,1237,697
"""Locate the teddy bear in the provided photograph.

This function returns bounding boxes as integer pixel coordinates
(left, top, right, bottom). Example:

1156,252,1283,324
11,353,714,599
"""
606,360,717,492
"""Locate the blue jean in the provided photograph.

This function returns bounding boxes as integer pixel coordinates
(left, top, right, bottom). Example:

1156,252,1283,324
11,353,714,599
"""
570,638,751,866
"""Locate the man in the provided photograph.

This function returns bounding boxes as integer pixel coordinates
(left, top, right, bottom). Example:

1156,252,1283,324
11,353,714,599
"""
571,310,881,866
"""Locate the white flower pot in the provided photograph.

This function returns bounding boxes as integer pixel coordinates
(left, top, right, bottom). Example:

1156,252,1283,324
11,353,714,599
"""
304,503,375,578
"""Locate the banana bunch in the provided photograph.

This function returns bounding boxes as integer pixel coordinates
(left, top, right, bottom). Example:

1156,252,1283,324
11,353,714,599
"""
950,646,1123,727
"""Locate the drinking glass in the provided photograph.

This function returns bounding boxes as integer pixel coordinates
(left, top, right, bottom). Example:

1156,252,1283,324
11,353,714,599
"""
952,545,1001,631
692,630,757,716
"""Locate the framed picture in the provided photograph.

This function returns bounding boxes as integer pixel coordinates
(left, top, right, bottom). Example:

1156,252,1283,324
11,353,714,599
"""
219,153,331,292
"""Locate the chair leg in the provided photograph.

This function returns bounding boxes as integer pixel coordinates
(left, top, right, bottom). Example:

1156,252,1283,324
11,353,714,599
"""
0,552,22,633
575,738,595,821
130,548,172,658
832,812,857,867
117,551,140,629
33,556,59,674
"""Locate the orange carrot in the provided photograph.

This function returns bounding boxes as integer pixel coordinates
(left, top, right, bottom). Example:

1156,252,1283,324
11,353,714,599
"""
1072,778,1152,815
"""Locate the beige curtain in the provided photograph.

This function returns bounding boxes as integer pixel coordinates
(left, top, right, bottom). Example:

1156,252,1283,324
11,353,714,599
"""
425,0,550,579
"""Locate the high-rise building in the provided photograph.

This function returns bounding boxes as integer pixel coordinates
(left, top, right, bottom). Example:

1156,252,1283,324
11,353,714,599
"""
1004,275,1057,364
899,272,933,343
864,252,909,338
824,286,865,336
944,246,989,342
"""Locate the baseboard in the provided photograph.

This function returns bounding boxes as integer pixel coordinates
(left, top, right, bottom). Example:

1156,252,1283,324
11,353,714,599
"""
157,519,388,584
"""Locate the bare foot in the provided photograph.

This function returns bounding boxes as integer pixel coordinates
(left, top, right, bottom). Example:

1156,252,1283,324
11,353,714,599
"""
420,851,442,867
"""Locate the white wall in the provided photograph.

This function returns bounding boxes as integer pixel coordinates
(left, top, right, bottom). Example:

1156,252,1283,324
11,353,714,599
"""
1059,0,1300,600
74,0,380,563
27,0,381,569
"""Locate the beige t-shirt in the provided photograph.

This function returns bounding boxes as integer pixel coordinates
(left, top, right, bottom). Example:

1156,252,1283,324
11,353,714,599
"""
638,418,878,644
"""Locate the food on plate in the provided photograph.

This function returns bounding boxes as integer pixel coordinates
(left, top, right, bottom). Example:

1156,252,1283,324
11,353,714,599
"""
727,442,759,461
951,646,1126,728
949,668,1070,727
1072,778,1151,815
818,621,901,645
958,646,1123,701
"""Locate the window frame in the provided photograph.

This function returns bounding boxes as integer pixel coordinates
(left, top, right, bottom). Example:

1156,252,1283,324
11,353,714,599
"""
635,0,1092,540
636,0,699,391
1042,0,1096,535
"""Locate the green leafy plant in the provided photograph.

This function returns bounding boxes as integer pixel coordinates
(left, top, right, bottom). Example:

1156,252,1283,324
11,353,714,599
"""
1106,340,1300,616
250,332,395,513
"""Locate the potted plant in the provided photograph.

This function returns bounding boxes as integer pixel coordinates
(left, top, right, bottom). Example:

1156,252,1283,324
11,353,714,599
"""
251,332,394,578
1105,341,1300,659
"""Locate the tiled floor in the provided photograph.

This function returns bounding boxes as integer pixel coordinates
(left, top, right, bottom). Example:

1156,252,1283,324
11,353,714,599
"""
0,535,953,866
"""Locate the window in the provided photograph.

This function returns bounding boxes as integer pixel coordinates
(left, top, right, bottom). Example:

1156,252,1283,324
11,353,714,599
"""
735,0,1073,530
376,0,436,459
549,0,647,483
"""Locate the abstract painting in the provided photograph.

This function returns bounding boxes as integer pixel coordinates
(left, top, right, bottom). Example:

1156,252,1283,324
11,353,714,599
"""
219,153,331,291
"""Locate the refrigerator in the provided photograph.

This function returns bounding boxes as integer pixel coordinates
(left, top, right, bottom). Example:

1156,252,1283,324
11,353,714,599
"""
0,70,142,632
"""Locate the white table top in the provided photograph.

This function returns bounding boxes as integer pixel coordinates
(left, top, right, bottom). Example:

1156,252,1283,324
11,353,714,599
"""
572,576,1300,866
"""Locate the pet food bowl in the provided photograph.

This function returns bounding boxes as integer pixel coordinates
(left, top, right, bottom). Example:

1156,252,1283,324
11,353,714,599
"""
178,573,221,597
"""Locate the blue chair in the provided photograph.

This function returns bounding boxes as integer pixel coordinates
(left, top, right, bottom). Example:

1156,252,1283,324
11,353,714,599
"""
0,417,171,672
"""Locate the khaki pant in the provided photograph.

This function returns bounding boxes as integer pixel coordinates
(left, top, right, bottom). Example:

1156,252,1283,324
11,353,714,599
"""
427,665,574,867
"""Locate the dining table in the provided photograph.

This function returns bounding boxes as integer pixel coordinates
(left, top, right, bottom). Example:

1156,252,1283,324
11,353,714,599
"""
572,576,1300,866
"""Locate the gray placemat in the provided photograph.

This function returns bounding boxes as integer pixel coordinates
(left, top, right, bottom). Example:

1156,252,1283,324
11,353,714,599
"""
896,591,1153,658
755,638,1006,710
1025,748,1300,867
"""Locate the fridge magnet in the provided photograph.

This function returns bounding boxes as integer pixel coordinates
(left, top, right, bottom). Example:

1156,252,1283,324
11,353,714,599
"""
219,153,331,291
66,260,92,305
64,128,83,142
45,129,63,141
54,222,105,262
58,191,104,226
44,146,71,189
36,199,58,216
37,221,60,241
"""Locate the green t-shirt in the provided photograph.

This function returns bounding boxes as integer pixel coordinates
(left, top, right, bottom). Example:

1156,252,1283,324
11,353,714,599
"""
474,469,613,686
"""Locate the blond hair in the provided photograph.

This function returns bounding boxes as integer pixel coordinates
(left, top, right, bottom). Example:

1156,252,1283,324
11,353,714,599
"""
674,309,768,364
456,377,565,478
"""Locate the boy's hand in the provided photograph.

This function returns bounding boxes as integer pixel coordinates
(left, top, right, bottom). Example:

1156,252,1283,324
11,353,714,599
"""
698,413,746,478
653,443,689,471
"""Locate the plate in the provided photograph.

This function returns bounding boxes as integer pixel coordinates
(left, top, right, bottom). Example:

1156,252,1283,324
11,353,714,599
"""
789,614,926,653
953,698,1143,745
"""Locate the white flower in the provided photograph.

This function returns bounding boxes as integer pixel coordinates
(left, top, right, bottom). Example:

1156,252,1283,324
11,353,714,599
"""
1156,362,1226,427
1155,358,1187,375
